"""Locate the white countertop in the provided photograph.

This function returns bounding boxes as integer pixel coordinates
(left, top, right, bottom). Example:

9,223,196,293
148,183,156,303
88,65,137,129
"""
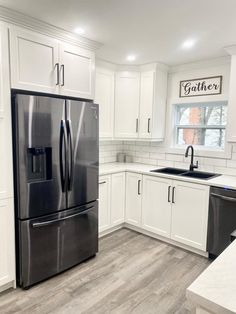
99,162,236,189
187,239,236,314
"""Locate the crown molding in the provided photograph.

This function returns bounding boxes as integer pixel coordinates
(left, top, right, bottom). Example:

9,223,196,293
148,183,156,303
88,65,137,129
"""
0,5,103,51
169,56,231,74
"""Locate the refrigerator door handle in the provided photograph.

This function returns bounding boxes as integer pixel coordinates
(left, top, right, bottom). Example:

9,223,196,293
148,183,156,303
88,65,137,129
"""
67,119,74,191
59,120,68,192
32,206,94,228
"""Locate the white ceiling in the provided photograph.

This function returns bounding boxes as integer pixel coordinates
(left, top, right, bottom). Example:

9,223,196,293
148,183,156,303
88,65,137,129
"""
1,0,236,65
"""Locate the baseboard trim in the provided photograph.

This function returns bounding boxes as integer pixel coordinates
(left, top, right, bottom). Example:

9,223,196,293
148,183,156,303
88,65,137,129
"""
99,223,208,257
0,280,15,294
99,224,124,238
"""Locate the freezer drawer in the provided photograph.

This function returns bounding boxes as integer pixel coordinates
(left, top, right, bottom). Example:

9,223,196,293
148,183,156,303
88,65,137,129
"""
17,201,98,288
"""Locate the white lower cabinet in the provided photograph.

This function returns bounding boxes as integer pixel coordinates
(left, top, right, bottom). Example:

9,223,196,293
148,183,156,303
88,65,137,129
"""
99,173,125,233
99,175,111,233
100,171,209,252
125,173,142,227
142,175,172,238
111,173,125,226
171,180,209,251
0,198,15,289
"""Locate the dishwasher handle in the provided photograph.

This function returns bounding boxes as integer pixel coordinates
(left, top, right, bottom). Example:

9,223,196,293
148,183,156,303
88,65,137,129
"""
210,192,236,203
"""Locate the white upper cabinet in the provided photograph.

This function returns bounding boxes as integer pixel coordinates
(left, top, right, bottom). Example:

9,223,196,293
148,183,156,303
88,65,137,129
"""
140,67,168,140
114,71,140,138
95,68,114,138
227,54,236,142
10,26,59,94
9,26,95,99
171,180,209,251
59,42,95,99
139,70,155,139
113,65,167,141
142,175,172,238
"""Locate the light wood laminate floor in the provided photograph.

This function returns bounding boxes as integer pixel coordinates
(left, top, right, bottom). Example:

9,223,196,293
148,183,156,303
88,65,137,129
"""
0,229,210,314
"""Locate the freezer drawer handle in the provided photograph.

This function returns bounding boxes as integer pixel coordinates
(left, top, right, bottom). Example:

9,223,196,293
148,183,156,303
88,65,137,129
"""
32,206,94,228
210,193,236,203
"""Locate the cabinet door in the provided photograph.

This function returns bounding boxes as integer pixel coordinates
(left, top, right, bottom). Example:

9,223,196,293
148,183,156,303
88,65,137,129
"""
59,43,95,99
114,72,140,138
171,180,209,251
125,173,142,227
142,175,172,238
0,198,15,288
139,71,155,139
0,25,13,200
111,173,125,226
9,26,59,94
98,176,111,233
95,69,114,138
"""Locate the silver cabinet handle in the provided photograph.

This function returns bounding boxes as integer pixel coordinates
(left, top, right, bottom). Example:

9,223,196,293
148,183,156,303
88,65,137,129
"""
148,118,151,133
61,64,65,86
172,187,175,203
136,118,139,133
99,181,106,185
138,180,141,195
55,63,59,85
168,186,171,203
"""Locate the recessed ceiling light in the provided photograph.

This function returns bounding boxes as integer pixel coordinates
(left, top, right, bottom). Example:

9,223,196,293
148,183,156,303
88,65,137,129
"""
182,39,196,49
74,27,85,35
126,55,136,62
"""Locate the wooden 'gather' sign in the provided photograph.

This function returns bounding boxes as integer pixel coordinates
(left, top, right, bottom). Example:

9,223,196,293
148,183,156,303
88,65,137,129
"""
179,76,222,97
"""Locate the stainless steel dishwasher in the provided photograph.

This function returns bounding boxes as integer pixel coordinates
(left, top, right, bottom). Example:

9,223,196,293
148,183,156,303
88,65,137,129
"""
207,186,236,258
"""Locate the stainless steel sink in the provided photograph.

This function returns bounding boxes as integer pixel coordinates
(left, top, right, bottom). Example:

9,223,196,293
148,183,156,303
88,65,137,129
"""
180,170,220,180
150,167,221,180
150,167,187,175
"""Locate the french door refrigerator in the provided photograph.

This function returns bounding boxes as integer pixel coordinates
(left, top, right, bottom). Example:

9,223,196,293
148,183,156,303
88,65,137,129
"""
12,93,99,288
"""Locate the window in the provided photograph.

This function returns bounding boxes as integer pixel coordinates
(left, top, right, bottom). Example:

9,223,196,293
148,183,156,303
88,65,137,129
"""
175,101,227,149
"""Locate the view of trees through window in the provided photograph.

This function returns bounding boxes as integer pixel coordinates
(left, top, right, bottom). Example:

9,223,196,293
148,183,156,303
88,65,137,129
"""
175,101,227,149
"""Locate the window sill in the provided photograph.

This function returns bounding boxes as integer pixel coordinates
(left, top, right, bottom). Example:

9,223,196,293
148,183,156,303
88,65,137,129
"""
167,145,232,159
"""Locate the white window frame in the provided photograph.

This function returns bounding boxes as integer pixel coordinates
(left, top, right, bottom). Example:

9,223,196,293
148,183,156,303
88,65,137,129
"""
166,99,232,159
175,101,227,150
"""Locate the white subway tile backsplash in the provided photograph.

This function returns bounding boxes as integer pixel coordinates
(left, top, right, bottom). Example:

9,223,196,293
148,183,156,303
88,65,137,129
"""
157,160,174,167
166,154,183,162
99,140,236,176
226,160,236,168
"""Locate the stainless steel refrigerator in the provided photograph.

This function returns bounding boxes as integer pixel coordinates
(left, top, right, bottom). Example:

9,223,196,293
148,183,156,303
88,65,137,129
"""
12,93,99,288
